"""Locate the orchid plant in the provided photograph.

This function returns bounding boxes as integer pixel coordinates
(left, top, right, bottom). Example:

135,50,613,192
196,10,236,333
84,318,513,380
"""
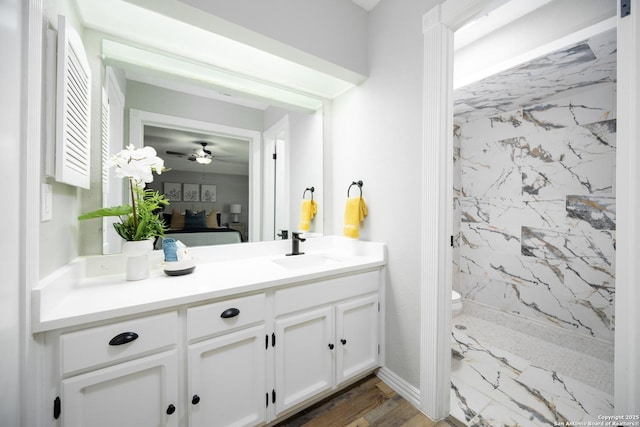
78,145,169,241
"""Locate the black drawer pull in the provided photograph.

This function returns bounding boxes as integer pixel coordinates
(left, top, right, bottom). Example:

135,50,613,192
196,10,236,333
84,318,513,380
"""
220,308,240,318
192,395,200,405
108,332,139,346
166,404,176,415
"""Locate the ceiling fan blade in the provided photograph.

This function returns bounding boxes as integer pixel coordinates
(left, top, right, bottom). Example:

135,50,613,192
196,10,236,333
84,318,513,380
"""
166,150,189,156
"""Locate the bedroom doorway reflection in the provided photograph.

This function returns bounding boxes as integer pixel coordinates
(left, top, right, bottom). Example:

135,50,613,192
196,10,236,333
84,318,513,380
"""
126,109,261,250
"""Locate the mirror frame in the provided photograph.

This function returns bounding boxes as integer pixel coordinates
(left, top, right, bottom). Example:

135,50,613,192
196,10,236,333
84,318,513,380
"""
128,109,262,241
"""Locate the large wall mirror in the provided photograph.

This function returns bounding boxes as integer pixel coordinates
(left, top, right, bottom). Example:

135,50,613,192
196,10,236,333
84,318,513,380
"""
45,0,326,255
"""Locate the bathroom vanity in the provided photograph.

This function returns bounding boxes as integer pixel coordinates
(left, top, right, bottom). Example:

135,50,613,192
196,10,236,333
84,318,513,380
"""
32,236,387,427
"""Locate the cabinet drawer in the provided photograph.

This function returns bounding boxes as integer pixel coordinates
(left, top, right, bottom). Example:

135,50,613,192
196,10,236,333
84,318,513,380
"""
60,311,178,375
274,270,380,316
187,293,266,341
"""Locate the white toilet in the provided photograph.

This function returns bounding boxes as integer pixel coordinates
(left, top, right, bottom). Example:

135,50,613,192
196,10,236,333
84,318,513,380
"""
451,290,463,317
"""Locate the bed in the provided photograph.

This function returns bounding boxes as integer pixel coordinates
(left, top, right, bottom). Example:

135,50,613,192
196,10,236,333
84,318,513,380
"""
154,210,244,250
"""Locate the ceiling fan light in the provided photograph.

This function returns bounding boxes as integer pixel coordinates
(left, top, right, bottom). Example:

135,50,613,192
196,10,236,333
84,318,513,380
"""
195,156,212,165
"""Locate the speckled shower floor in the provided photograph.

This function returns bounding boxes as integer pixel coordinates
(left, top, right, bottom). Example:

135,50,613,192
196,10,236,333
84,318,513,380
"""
449,302,614,426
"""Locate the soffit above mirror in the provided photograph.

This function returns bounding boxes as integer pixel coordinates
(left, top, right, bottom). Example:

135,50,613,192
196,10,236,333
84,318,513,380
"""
73,0,358,111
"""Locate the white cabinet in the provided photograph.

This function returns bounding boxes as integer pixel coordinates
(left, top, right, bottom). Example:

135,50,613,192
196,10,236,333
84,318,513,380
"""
272,272,381,418
186,294,267,427
53,312,179,427
188,325,267,427
44,269,383,427
274,306,335,414
336,294,380,384
61,351,179,427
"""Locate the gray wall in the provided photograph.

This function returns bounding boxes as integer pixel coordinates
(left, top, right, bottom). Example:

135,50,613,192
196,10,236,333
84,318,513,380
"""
39,0,91,277
125,81,264,133
148,171,249,226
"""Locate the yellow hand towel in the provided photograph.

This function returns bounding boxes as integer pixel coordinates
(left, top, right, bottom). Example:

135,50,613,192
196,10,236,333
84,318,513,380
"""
343,197,368,238
298,199,317,231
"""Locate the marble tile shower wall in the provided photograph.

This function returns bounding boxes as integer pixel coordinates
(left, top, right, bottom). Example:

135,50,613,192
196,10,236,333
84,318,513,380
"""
452,82,616,342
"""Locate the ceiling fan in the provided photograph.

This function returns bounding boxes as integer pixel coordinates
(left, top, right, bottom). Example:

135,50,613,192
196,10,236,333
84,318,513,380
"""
166,142,232,165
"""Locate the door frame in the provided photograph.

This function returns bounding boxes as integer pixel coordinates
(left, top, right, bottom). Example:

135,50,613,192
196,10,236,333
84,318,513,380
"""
420,0,640,418
262,115,290,240
129,109,262,241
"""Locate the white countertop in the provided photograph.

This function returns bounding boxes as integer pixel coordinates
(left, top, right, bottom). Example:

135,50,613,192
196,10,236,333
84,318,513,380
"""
32,236,387,332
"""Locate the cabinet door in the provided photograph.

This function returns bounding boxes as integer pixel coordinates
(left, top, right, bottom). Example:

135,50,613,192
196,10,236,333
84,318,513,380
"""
61,351,178,427
336,294,379,384
188,325,266,427
274,306,334,415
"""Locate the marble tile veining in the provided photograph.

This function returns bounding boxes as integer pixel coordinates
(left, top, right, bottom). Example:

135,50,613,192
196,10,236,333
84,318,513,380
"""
454,30,616,124
566,195,616,230
450,311,614,427
455,82,616,341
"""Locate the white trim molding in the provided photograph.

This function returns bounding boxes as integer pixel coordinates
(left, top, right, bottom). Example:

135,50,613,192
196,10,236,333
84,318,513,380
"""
25,1,44,426
420,4,455,420
615,0,640,413
376,367,421,410
419,0,515,420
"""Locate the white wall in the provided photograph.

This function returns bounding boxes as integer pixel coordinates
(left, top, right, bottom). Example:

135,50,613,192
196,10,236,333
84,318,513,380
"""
0,0,23,424
179,0,369,78
331,0,442,388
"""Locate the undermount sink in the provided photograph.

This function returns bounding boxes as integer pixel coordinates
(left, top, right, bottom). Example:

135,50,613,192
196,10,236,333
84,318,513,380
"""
271,253,342,270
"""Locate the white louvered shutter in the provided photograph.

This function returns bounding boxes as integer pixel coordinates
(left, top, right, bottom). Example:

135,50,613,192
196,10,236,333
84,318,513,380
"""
101,87,110,194
55,14,91,189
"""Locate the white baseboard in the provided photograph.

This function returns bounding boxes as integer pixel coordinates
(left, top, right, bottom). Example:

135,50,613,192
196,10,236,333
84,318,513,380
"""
376,366,421,409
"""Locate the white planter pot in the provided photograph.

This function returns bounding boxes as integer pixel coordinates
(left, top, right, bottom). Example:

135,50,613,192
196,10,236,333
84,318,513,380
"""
121,239,153,281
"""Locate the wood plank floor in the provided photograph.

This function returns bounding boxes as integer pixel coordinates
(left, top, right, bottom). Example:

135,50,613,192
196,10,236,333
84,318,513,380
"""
274,374,460,427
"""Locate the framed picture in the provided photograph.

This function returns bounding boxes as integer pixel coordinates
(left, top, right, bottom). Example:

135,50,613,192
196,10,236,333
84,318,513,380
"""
163,182,182,201
183,183,200,202
201,184,217,202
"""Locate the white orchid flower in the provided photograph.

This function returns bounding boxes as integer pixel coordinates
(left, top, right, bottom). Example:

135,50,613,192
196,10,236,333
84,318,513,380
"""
109,145,165,187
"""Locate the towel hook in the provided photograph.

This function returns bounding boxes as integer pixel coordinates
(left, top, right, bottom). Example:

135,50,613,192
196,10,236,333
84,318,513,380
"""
347,180,363,198
303,187,315,201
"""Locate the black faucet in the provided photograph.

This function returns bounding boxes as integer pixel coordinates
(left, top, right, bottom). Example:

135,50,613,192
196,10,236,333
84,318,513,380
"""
287,232,306,256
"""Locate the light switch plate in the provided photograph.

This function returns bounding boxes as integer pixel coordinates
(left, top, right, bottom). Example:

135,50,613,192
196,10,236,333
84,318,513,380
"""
41,183,53,222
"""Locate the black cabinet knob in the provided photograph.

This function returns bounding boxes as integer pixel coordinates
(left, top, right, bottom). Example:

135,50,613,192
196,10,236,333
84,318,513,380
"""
220,308,240,318
328,343,334,350
108,332,139,346
192,395,200,405
341,339,347,345
166,404,176,415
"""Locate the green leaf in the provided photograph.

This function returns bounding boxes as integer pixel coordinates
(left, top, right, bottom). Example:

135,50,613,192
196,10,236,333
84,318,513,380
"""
134,218,148,241
78,205,132,220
